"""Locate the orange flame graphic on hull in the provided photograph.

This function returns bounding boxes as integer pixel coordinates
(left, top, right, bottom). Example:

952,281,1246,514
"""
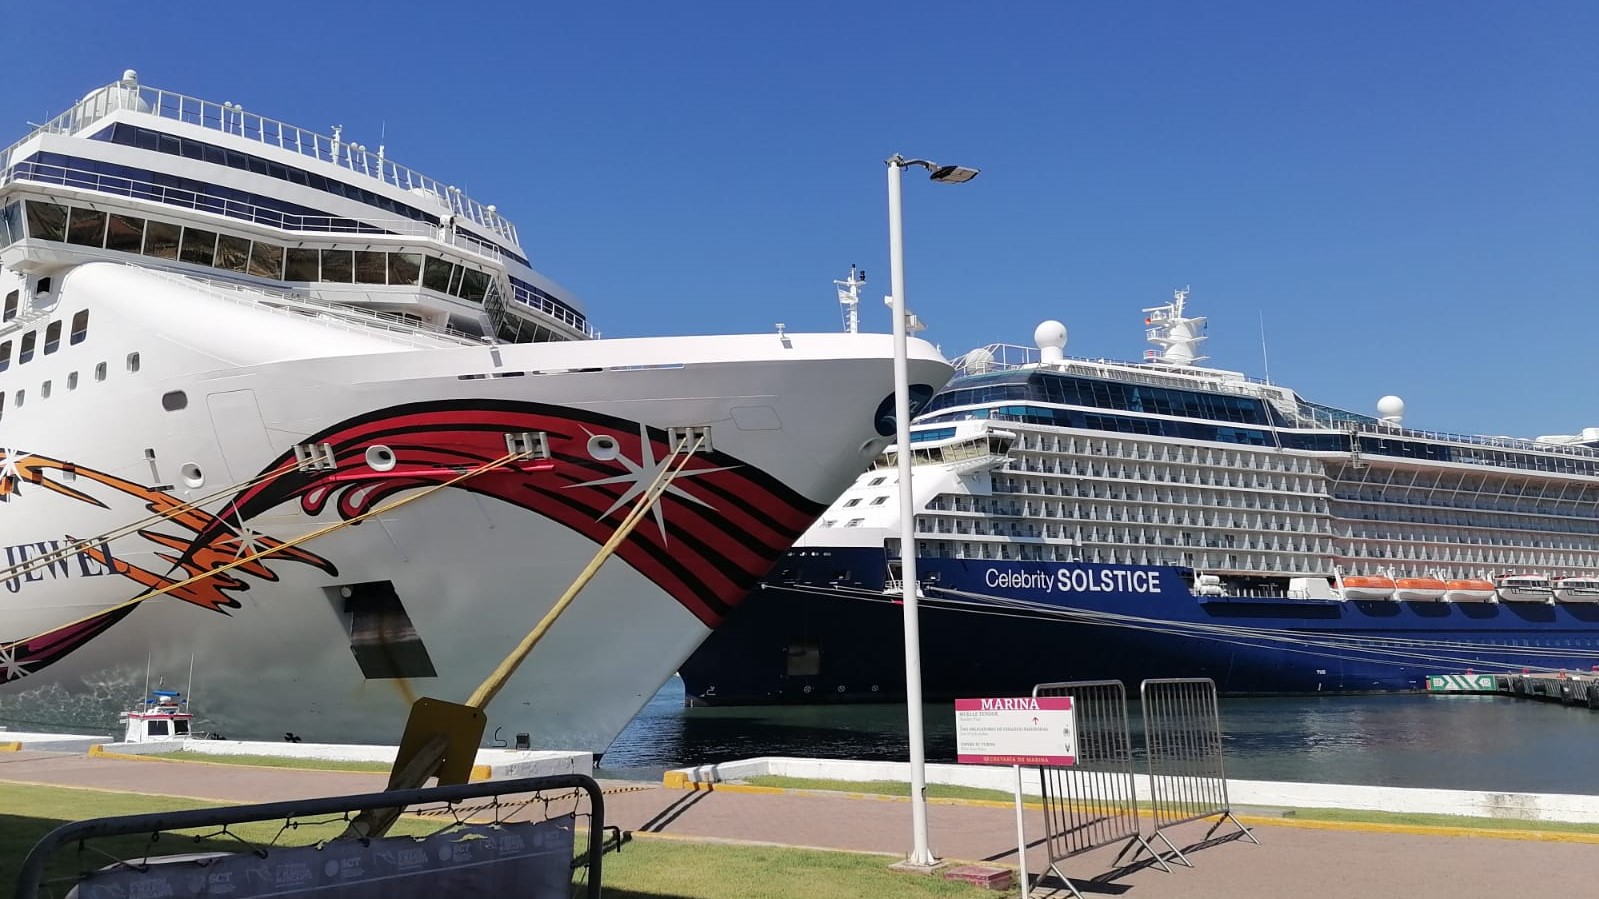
0,449,336,615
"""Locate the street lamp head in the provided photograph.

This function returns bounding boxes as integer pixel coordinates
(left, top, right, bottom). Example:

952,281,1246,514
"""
928,164,979,184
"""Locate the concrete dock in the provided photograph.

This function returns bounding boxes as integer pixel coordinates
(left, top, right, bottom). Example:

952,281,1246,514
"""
1428,670,1599,708
2,747,1595,899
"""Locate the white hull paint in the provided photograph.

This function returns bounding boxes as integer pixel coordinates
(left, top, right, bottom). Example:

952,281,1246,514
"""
1,264,952,754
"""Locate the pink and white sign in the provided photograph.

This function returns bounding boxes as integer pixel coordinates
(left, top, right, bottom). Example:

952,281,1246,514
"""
955,696,1077,766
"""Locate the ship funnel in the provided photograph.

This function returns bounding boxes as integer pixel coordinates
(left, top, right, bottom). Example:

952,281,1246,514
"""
1034,320,1067,365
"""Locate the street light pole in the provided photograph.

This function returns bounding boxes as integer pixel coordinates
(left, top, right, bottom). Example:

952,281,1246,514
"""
885,153,978,870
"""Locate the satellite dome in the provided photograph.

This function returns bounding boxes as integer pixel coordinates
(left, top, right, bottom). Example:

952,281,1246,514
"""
962,346,994,374
1377,395,1405,424
1034,320,1067,364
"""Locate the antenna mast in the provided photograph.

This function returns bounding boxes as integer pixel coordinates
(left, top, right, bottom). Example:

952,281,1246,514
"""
835,265,865,334
1258,310,1272,384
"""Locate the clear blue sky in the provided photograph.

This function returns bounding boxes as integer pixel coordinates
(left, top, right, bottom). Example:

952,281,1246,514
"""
5,2,1595,439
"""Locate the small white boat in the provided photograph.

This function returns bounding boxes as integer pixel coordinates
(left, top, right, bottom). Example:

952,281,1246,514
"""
1393,577,1447,602
1443,579,1497,602
1495,574,1554,603
1554,577,1599,603
1340,575,1396,601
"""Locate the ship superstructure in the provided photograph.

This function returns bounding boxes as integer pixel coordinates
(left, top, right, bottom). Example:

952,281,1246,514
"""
680,288,1599,704
0,71,954,751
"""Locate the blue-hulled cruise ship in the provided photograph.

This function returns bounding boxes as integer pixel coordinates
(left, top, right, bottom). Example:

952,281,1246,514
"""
680,286,1599,704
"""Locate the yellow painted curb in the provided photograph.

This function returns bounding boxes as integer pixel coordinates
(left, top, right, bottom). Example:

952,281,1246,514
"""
664,778,1599,843
0,741,21,752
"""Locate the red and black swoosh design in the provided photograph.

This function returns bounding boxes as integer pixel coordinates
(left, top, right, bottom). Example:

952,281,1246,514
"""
188,399,828,627
3,606,134,684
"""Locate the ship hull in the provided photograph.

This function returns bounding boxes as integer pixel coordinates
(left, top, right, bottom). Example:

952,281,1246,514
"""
679,551,1599,705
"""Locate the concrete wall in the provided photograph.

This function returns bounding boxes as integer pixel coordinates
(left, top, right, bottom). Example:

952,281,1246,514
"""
97,737,593,779
669,756,1599,825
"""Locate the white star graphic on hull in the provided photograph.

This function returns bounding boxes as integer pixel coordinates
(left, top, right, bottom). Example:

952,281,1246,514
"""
0,448,27,495
222,508,271,562
565,425,735,543
0,643,31,681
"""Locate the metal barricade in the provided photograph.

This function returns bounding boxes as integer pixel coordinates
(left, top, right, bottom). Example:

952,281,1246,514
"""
1032,679,1166,899
15,774,607,899
1140,677,1257,866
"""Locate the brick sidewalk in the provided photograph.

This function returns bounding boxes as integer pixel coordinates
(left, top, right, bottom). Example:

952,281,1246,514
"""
3,751,1593,898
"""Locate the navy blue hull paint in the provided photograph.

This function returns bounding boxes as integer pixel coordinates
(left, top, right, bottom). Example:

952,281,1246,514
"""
679,551,1599,704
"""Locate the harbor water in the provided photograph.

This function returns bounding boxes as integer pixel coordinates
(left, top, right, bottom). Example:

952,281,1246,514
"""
602,675,1599,795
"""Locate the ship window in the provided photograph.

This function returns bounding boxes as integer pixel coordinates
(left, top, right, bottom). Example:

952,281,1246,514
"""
127,352,140,373
320,249,354,283
95,361,106,381
0,341,8,372
871,496,889,505
215,234,251,273
447,264,466,296
248,242,284,279
43,321,61,354
143,220,181,259
422,256,454,293
35,277,50,295
0,202,21,245
66,208,107,247
25,201,67,241
174,719,189,735
13,389,22,407
104,213,144,253
146,720,170,737
70,310,89,345
843,498,861,507
40,380,50,399
869,477,887,486
459,268,491,303
388,252,422,285
161,390,187,411
354,251,387,284
1,292,13,321
18,331,34,364
67,371,77,390
284,248,319,281
179,228,218,266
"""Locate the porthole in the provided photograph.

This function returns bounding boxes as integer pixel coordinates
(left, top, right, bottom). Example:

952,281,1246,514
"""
161,390,187,411
95,362,106,382
67,371,78,390
126,352,140,373
587,434,620,462
365,444,397,472
180,463,204,489
40,380,51,399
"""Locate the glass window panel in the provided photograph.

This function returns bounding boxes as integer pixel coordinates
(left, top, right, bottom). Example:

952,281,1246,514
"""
19,331,35,364
388,252,422,285
459,268,490,303
0,341,9,372
421,256,453,293
44,321,61,354
354,250,387,284
143,220,181,259
70,310,89,345
320,249,354,283
284,248,320,281
66,208,106,247
248,242,284,279
2,291,16,322
25,201,68,241
447,263,466,297
104,214,144,253
215,234,251,272
0,202,19,245
179,228,218,266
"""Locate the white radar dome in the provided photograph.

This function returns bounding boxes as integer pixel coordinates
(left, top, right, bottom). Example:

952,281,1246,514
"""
1034,320,1067,364
962,346,994,374
1377,395,1405,424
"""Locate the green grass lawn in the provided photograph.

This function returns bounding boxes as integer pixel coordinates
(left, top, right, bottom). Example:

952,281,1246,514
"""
1,783,1002,899
140,750,394,774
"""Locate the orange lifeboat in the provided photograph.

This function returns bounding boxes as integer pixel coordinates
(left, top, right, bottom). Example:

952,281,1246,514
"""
1443,579,1496,603
1340,575,1396,601
1393,577,1447,602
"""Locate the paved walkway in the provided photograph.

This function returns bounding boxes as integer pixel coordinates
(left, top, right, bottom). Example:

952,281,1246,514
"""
3,750,1594,898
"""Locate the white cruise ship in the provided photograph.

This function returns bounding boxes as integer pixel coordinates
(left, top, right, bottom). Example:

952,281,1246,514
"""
0,71,953,752
680,287,1599,704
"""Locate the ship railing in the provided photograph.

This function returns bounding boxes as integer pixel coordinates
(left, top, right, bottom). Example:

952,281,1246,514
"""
136,266,483,348
0,79,519,247
1291,405,1599,459
0,161,511,265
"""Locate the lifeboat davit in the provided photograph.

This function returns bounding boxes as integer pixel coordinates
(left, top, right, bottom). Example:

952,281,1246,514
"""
1495,574,1554,603
1443,579,1496,602
1393,577,1447,602
1553,577,1599,603
1340,575,1396,601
